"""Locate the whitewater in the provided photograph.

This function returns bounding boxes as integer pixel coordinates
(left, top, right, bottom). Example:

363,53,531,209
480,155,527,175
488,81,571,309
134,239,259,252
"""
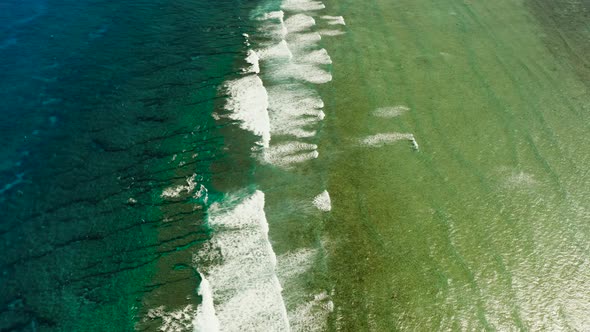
191,0,346,331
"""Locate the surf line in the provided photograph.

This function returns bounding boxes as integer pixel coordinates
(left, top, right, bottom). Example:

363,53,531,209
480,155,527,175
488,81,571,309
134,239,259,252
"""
194,190,289,332
193,19,288,332
194,53,288,332
248,1,345,331
254,2,345,169
193,0,346,330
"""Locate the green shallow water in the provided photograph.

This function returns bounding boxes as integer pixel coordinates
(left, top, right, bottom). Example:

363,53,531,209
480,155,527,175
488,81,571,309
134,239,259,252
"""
309,0,590,330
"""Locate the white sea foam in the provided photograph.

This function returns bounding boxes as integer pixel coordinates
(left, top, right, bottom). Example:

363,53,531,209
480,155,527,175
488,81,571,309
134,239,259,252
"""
258,12,288,39
258,40,293,60
277,248,318,281
242,33,250,46
194,191,290,332
257,11,331,85
264,141,317,156
267,84,325,138
268,26,289,41
271,63,332,84
270,118,317,138
312,190,331,212
293,64,333,83
300,48,332,65
284,14,316,34
280,33,332,84
257,52,332,84
145,305,197,332
223,75,271,147
244,50,260,74
289,291,334,332
321,15,346,25
260,10,285,21
318,29,346,37
411,137,419,151
276,247,333,332
373,105,410,118
287,32,322,49
268,84,324,111
281,0,326,12
262,142,318,168
502,171,538,190
277,150,319,166
194,184,209,205
161,174,197,199
360,133,416,148
194,273,220,332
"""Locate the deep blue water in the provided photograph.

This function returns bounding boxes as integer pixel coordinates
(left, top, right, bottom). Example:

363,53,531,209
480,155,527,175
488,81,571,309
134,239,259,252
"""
0,0,259,330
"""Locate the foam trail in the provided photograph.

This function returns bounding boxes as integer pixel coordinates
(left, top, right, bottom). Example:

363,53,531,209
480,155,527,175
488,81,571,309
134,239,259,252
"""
195,191,290,332
265,142,318,157
277,248,332,332
258,12,332,84
289,291,334,332
262,142,319,168
287,32,322,49
267,84,325,137
281,34,332,84
312,190,331,212
276,150,319,166
223,75,271,147
318,29,346,37
269,117,317,138
258,40,293,60
270,86,320,109
272,63,332,84
271,85,312,112
284,14,316,33
360,133,416,148
373,105,410,118
256,10,289,40
281,0,326,12
277,248,318,281
260,10,285,21
249,2,346,330
194,273,220,332
300,49,332,65
321,15,346,25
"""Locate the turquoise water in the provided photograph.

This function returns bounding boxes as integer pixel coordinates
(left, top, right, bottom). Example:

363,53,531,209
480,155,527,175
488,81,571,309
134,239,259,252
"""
0,0,259,330
3,0,590,330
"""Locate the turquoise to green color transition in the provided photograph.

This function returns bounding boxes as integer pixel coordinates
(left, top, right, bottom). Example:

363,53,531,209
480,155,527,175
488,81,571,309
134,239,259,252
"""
1,0,589,330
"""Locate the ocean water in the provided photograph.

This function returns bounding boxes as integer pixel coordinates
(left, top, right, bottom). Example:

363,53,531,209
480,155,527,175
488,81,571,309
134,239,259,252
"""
2,0,590,331
317,0,590,330
0,0,261,330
